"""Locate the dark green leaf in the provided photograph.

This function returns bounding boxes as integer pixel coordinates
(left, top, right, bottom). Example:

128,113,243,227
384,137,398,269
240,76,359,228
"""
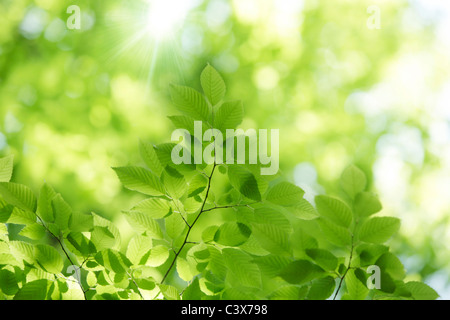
14,279,49,300
228,166,261,201
0,269,19,295
279,260,325,285
306,249,338,271
213,222,251,246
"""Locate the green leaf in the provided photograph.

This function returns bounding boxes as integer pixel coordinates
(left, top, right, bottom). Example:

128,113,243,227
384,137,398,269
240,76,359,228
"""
345,269,369,300
176,257,194,282
113,166,164,196
251,223,291,255
253,255,291,277
266,182,305,206
306,249,338,271
165,211,187,240
37,183,56,223
126,234,152,265
95,249,131,274
170,84,211,122
186,245,209,273
253,207,292,232
201,64,226,106
269,285,309,300
375,253,405,281
66,232,97,256
131,198,172,219
307,276,336,300
0,155,14,182
161,166,186,199
51,194,72,231
158,284,180,300
202,225,219,243
315,195,352,228
221,288,259,300
91,226,116,251
0,269,19,295
279,260,325,285
124,211,163,239
317,218,352,247
340,165,366,198
19,223,46,240
290,224,318,253
214,100,244,132
9,240,35,265
207,247,227,278
187,174,207,198
153,142,195,172
222,248,262,288
146,245,169,267
0,202,14,223
168,115,197,136
356,243,389,266
358,217,400,244
7,207,35,225
69,211,93,232
214,222,251,246
92,213,121,249
405,281,439,300
182,277,204,300
139,140,163,177
0,182,36,213
227,166,261,201
291,198,319,220
134,277,155,291
34,244,64,274
354,192,382,217
14,279,49,300
0,222,6,234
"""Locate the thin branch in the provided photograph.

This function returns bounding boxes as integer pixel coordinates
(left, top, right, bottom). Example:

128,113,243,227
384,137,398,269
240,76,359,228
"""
170,197,190,227
160,163,217,284
34,214,87,300
128,270,144,300
166,193,190,228
333,234,355,300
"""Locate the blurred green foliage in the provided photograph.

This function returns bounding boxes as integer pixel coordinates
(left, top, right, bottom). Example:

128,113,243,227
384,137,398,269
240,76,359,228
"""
0,0,449,297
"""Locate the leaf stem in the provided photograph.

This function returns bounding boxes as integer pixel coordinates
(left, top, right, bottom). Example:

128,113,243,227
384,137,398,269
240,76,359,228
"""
201,202,259,213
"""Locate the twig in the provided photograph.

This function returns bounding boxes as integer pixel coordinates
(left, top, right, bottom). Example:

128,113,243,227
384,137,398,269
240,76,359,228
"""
333,234,355,300
160,163,217,284
34,214,87,300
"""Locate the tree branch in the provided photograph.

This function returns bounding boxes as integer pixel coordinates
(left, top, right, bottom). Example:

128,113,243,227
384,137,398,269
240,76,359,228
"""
34,214,87,300
333,234,355,300
160,163,217,284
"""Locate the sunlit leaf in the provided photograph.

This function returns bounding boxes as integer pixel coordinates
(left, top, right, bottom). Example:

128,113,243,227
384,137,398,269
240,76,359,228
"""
201,64,226,106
